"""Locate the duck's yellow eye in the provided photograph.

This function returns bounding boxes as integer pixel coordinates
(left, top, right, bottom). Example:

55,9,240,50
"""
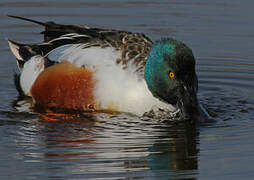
169,72,175,79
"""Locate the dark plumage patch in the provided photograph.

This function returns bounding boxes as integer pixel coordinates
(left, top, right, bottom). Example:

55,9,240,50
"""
44,57,56,68
16,59,25,70
18,45,40,61
164,39,196,84
13,72,24,96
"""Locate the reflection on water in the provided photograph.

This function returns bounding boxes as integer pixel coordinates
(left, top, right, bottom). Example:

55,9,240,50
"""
42,113,198,179
1,107,200,179
1,0,254,179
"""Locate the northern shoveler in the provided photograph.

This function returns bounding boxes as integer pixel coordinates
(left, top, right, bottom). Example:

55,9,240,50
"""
7,15,202,120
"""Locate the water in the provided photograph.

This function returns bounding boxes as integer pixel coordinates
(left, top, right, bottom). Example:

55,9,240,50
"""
1,0,254,179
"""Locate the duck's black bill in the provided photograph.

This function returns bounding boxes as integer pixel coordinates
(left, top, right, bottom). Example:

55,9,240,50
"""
177,85,199,121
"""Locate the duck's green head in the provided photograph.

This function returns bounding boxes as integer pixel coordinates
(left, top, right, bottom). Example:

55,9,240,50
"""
145,38,199,120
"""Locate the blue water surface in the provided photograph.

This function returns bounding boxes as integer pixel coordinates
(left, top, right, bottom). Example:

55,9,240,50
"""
0,0,254,179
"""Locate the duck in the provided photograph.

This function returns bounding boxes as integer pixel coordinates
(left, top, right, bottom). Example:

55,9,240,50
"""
7,15,203,120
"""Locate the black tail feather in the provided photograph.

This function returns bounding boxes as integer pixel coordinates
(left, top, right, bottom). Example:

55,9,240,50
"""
7,14,99,42
7,15,62,41
7,39,42,67
7,15,48,27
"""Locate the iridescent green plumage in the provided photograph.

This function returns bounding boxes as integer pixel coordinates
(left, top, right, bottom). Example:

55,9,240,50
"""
145,38,199,119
